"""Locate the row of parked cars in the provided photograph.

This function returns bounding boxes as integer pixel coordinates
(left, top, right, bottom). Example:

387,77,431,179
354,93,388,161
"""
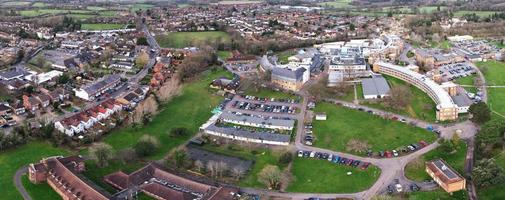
231,101,297,114
241,95,300,104
297,150,371,170
440,63,476,81
386,179,420,194
304,124,314,145
367,140,428,158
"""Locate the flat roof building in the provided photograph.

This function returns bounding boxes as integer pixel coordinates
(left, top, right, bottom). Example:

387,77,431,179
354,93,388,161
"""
426,159,466,193
219,112,295,130
361,75,391,99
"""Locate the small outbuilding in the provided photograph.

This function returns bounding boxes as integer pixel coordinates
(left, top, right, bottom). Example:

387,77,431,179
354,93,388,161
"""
315,112,327,121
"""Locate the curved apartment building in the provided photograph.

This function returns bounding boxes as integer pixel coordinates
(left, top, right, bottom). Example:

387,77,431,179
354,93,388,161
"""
373,61,458,121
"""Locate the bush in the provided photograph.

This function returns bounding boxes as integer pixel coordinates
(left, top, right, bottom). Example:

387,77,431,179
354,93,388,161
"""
134,135,160,157
169,127,189,137
278,152,293,165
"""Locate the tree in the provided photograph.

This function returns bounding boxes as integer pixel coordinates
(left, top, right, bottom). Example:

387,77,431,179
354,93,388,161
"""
194,160,204,172
278,151,293,165
473,158,505,188
169,127,189,137
135,51,149,68
383,85,412,110
89,143,114,168
172,147,187,168
349,23,356,31
136,37,148,46
258,165,282,190
134,135,159,157
57,73,71,84
469,102,491,124
232,167,245,180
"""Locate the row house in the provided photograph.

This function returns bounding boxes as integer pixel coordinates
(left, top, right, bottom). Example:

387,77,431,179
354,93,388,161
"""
54,99,123,136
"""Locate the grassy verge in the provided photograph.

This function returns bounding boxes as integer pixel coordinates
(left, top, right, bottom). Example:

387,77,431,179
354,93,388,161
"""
156,31,231,49
243,87,298,99
286,158,380,193
313,102,437,155
405,142,467,181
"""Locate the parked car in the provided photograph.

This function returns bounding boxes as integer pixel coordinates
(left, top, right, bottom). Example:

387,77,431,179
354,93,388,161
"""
419,140,428,147
392,150,399,157
298,151,303,157
327,154,333,162
379,151,385,157
407,145,416,151
387,185,394,194
332,156,340,163
303,151,310,157
360,162,370,170
410,183,420,191
395,184,403,192
385,151,393,158
309,151,315,158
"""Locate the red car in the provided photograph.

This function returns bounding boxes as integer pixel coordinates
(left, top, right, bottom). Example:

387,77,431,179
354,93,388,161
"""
419,140,428,147
346,159,354,166
360,162,370,170
385,151,393,158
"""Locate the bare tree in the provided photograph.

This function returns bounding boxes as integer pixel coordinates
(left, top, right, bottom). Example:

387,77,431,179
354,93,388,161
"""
116,148,137,164
135,51,149,68
216,161,228,178
194,160,204,172
258,165,283,190
383,85,412,110
207,161,217,178
89,143,114,168
232,167,245,181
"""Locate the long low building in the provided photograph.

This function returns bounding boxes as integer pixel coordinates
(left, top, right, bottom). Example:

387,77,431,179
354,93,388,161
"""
203,124,290,146
219,112,295,130
373,61,458,121
426,159,466,193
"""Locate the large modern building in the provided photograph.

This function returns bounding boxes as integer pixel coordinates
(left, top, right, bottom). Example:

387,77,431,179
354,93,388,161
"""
426,159,466,193
373,61,459,121
270,65,309,91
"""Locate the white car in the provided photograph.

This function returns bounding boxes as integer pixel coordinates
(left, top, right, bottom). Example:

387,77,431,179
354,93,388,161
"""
309,151,315,158
395,184,403,192
327,154,333,161
297,151,303,157
392,150,399,157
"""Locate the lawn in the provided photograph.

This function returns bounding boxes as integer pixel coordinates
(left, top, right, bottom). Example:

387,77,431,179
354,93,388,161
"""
405,142,467,181
286,158,380,193
81,23,125,30
21,175,61,200
276,50,296,64
312,102,437,155
317,0,353,8
476,61,505,116
156,31,231,49
82,160,147,194
454,10,497,17
101,69,233,160
0,141,70,200
419,6,446,13
402,189,468,200
430,40,451,50
243,87,298,99
130,3,154,11
19,9,92,17
32,2,48,7
454,75,477,93
66,14,97,20
217,50,232,60
363,75,437,122
87,6,107,11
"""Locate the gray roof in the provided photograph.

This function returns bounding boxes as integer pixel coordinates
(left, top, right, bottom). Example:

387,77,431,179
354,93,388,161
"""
206,125,291,143
432,159,459,180
220,112,295,128
83,74,121,95
0,69,25,80
362,75,390,97
271,67,306,82
452,93,473,107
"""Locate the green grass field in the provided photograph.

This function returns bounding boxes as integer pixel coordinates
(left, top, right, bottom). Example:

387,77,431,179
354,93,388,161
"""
19,9,92,17
243,87,298,99
405,142,466,181
81,23,125,30
317,0,353,8
217,50,232,60
402,189,468,200
156,31,231,49
454,75,478,93
286,158,380,193
32,2,48,7
419,6,446,13
0,141,70,200
312,102,437,155
363,75,437,122
476,61,505,116
87,6,107,11
130,3,154,11
101,69,232,160
22,175,61,200
454,11,497,17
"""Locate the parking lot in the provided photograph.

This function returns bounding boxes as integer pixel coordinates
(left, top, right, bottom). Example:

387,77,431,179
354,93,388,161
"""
297,150,371,170
230,100,298,114
437,62,477,82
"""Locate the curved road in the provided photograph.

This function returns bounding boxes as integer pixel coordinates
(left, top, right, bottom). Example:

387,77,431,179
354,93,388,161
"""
14,166,32,200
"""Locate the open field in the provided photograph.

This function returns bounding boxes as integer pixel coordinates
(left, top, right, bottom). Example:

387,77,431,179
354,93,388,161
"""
130,3,154,11
419,6,446,13
476,61,505,116
405,142,466,181
87,6,107,11
317,0,353,8
0,141,70,200
454,75,478,93
156,31,231,49
102,69,232,160
81,23,125,30
454,10,497,17
286,158,380,193
32,2,48,7
362,75,437,122
312,102,437,155
19,9,92,17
